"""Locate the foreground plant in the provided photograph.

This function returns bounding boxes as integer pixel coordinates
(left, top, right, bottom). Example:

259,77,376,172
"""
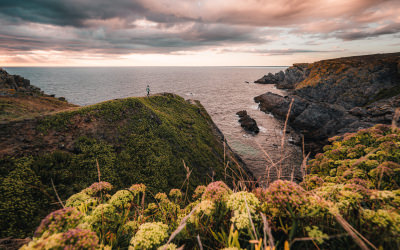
23,125,400,249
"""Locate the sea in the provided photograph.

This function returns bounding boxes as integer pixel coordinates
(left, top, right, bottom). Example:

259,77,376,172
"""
4,66,302,183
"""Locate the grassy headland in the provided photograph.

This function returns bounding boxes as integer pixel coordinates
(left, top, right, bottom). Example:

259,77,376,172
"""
0,93,247,239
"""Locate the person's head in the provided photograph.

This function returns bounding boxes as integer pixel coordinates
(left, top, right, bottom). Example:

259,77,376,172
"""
147,85,149,87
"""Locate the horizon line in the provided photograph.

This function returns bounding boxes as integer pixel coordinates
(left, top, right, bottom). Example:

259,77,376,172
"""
2,65,290,68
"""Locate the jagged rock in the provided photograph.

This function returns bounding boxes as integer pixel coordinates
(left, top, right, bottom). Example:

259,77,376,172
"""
0,69,75,122
236,110,247,118
254,53,400,154
254,71,285,84
254,63,309,89
254,92,308,118
0,68,41,96
237,110,259,134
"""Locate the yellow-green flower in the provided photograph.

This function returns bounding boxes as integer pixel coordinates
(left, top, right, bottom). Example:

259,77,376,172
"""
109,190,134,209
129,222,169,249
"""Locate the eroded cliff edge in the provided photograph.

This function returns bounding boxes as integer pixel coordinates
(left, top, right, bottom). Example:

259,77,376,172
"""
254,52,400,153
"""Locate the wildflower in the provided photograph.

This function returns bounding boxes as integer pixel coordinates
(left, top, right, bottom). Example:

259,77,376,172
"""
300,175,324,190
369,190,397,208
192,185,206,199
66,191,97,208
76,222,91,230
299,195,329,218
202,181,232,202
129,222,169,249
89,204,118,232
346,178,373,189
264,180,306,209
157,243,177,250
88,181,113,196
227,192,259,213
198,199,215,216
61,228,99,250
328,135,342,142
362,209,400,233
155,192,168,201
336,190,363,210
109,190,134,209
230,211,253,230
252,188,267,202
34,207,83,238
169,189,182,201
21,233,63,250
145,203,159,214
129,184,146,194
226,192,259,230
22,229,99,250
121,221,139,237
305,226,328,244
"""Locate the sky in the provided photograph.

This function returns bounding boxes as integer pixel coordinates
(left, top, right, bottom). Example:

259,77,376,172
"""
0,0,399,66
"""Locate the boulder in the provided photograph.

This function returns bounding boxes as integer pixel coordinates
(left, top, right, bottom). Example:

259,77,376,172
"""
237,110,259,134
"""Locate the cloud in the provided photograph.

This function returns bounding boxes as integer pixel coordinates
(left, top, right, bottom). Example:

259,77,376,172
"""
0,21,268,54
222,48,345,55
337,22,400,40
0,0,399,60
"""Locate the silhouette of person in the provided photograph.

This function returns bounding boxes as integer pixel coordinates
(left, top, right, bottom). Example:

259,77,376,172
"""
146,85,150,97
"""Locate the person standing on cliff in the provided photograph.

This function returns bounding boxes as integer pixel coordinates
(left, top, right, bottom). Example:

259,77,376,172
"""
146,85,150,97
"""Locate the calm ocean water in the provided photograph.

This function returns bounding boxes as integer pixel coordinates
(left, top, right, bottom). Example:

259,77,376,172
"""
5,66,301,181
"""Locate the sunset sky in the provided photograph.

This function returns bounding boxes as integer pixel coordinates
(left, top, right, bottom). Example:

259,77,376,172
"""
0,0,399,66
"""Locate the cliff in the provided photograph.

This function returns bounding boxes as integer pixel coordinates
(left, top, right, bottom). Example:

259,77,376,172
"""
0,68,77,122
0,79,248,238
254,53,400,153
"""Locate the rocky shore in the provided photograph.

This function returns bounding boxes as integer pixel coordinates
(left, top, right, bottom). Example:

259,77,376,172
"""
254,52,400,153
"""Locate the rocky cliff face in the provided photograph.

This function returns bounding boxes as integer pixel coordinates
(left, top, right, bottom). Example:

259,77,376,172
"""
254,53,400,153
255,63,310,89
1,68,42,96
0,69,75,122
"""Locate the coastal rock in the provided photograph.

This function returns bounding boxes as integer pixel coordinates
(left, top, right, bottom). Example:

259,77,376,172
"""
0,68,39,95
254,92,308,118
254,63,309,89
236,110,259,134
254,53,400,153
236,110,247,118
0,69,75,122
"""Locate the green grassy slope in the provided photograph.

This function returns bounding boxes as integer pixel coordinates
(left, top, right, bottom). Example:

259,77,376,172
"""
0,93,246,238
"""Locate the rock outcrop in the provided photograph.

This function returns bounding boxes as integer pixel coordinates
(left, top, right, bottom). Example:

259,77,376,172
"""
254,63,310,89
236,110,259,134
0,69,75,122
254,53,400,153
1,68,44,96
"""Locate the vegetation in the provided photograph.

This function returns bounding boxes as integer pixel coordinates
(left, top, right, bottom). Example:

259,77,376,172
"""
0,94,245,238
22,124,400,249
0,95,76,122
